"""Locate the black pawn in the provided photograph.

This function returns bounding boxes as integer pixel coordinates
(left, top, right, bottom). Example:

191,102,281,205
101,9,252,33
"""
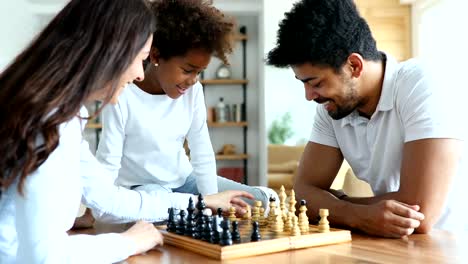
211,216,220,244
220,218,233,246
202,215,214,243
251,221,261,242
269,195,276,203
231,221,241,243
167,207,177,233
187,197,196,216
176,210,187,235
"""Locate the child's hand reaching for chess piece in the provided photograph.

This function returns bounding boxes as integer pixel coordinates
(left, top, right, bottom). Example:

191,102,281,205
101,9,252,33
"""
204,190,254,216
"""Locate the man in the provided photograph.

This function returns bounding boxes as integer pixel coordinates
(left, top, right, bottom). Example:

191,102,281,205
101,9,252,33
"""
267,0,466,238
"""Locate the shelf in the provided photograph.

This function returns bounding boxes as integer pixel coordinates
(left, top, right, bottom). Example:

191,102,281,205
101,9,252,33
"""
86,123,102,129
208,122,247,127
215,154,248,160
200,79,248,85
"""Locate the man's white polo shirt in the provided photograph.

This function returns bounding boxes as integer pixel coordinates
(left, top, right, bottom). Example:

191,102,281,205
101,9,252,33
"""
309,53,466,231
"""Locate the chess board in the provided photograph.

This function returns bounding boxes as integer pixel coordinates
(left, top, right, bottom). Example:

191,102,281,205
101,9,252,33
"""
156,220,351,260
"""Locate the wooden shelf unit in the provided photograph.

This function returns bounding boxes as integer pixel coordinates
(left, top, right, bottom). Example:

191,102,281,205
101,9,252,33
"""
85,123,102,129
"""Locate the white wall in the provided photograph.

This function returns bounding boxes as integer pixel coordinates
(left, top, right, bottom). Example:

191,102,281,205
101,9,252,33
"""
263,0,317,146
411,0,468,112
0,1,65,71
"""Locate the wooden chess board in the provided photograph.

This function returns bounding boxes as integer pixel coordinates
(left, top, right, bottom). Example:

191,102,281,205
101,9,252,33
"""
156,220,351,260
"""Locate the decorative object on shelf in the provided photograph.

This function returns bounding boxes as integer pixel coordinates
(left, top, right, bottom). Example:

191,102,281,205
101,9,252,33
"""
217,144,237,155
231,103,242,122
215,97,227,123
206,107,215,122
268,112,294,144
215,63,232,79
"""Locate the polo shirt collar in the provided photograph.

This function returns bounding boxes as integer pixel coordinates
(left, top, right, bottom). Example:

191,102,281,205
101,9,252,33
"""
340,52,398,127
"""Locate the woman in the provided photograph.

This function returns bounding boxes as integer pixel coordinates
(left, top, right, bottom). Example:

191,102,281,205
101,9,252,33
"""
0,0,162,263
93,0,278,224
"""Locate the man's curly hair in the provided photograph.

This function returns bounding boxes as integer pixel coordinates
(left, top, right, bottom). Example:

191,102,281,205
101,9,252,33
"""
267,0,382,71
150,0,235,64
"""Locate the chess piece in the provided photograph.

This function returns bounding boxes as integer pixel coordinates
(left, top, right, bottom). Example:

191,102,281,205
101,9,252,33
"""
202,215,214,243
167,207,177,233
250,221,261,241
193,209,206,239
216,208,223,232
252,201,261,222
298,200,309,233
284,211,293,232
231,221,241,243
279,185,288,222
211,216,220,244
318,209,330,233
220,218,233,246
267,196,278,225
270,208,284,233
176,209,187,235
228,206,237,222
242,205,251,220
288,189,297,216
259,207,267,226
185,198,196,236
290,215,301,236
195,194,206,221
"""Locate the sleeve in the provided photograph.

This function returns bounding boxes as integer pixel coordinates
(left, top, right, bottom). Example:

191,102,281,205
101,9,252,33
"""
397,63,464,142
309,105,339,148
81,139,195,223
95,102,126,182
186,83,218,195
15,119,135,264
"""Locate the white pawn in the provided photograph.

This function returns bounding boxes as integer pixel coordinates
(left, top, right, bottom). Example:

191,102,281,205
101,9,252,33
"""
318,208,330,233
228,206,237,222
290,215,301,236
298,199,309,233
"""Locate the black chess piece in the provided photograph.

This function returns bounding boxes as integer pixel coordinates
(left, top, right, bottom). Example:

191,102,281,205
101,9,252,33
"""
185,197,196,236
167,207,177,233
211,216,220,244
216,208,223,232
231,221,241,243
220,218,233,246
195,194,206,222
301,199,307,206
187,196,196,216
269,195,276,203
193,210,205,240
251,221,261,242
202,215,214,243
176,210,187,235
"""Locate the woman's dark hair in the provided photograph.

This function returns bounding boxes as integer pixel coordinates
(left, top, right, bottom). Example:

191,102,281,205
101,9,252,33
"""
267,0,382,71
0,0,155,196
150,0,235,64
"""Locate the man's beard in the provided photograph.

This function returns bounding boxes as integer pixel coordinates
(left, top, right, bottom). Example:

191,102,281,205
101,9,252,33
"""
327,80,360,120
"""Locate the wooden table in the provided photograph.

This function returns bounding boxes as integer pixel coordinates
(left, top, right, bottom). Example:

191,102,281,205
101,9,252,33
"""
74,224,468,263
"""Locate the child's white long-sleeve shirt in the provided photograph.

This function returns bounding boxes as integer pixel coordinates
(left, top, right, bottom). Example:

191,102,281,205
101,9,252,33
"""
96,82,218,195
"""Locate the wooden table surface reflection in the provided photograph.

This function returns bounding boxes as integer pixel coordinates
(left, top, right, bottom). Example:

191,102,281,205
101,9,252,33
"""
74,223,468,264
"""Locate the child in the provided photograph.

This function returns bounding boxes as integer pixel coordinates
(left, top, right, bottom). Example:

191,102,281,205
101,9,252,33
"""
93,0,277,223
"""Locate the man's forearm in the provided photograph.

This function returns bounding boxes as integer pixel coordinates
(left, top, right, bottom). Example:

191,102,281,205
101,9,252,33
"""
342,191,399,205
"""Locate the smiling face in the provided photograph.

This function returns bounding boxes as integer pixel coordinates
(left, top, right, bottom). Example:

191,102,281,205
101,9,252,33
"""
292,62,362,120
149,48,211,99
89,35,153,104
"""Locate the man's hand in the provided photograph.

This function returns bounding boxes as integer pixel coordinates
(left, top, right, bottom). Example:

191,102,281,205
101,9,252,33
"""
354,200,425,238
121,220,164,255
205,190,254,216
